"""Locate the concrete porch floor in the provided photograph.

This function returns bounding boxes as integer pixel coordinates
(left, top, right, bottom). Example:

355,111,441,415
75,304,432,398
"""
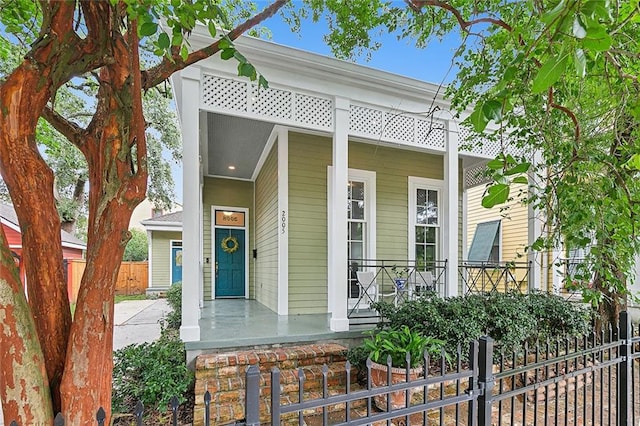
184,299,368,354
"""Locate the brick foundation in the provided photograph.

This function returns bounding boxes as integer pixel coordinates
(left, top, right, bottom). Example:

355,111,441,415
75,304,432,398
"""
193,343,356,425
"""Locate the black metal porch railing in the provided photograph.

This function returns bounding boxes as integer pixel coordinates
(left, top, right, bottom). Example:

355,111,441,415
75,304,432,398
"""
347,259,447,321
459,260,531,295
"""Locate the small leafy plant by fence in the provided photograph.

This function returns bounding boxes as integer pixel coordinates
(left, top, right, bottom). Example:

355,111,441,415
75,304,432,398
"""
241,311,640,425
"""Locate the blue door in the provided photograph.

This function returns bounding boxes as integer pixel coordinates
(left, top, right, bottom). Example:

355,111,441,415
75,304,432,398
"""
215,228,245,297
171,244,183,284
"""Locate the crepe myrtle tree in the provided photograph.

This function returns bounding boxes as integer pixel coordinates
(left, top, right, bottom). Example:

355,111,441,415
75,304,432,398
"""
0,1,287,424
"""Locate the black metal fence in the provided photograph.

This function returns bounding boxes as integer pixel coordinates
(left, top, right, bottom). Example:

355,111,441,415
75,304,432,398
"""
244,311,640,425
460,260,531,295
347,259,448,323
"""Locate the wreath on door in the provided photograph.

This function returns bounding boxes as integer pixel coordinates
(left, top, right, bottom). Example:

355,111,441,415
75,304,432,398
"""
221,236,239,254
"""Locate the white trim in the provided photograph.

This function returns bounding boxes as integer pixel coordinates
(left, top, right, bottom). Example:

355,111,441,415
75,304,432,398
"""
142,223,183,232
252,127,280,181
408,177,445,293
0,217,20,233
329,97,350,332
211,205,250,300
179,71,201,342
204,174,255,182
61,242,87,251
277,127,289,315
330,167,377,311
147,230,153,289
444,125,459,297
169,239,183,285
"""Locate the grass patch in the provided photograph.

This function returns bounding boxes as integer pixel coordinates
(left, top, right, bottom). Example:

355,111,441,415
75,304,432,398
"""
115,294,147,304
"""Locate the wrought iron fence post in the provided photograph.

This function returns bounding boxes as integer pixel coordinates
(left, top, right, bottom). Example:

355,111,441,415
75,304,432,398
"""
245,364,260,426
466,340,479,426
477,336,494,426
618,311,631,425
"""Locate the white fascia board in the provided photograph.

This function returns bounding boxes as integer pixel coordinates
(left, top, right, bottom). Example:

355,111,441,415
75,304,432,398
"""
142,223,183,232
0,217,21,233
61,242,87,251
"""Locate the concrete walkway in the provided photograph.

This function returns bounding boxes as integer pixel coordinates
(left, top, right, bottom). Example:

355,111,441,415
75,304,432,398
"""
0,298,171,425
113,298,172,350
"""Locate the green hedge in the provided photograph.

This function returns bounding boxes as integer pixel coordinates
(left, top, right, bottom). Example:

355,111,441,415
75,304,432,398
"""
372,291,592,357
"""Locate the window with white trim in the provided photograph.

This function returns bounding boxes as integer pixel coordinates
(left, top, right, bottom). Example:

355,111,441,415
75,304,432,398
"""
412,185,441,272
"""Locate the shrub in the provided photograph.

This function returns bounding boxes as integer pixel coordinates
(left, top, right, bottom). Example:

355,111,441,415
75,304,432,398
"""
373,292,592,358
163,282,182,331
112,332,194,414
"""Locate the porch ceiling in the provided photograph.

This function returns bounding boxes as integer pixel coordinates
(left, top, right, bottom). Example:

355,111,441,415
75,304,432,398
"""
206,112,274,179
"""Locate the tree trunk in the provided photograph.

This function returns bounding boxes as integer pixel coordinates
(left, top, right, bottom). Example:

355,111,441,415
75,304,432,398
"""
60,22,147,425
0,56,72,416
0,227,53,425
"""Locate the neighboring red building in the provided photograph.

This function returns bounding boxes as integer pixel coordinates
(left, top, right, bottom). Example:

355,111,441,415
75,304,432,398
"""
1,203,86,297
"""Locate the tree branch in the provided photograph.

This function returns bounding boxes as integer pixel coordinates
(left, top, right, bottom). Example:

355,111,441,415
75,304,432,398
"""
142,0,288,90
547,87,580,143
408,0,512,32
42,106,87,149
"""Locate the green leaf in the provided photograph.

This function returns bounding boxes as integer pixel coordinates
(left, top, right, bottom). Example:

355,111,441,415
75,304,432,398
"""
582,26,612,51
466,104,489,132
541,0,566,25
486,158,505,170
218,37,232,50
157,32,170,49
574,48,586,77
626,153,640,170
512,176,528,184
180,44,188,61
207,21,217,38
139,22,158,37
482,184,510,208
504,162,530,176
531,52,570,94
482,99,503,122
258,75,269,89
238,62,256,80
220,48,234,60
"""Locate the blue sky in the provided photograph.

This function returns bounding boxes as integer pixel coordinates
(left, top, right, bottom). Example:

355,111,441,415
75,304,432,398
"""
262,10,460,85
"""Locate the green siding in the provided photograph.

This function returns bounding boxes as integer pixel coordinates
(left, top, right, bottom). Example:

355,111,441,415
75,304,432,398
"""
150,231,182,288
255,143,279,311
288,133,331,314
287,135,453,314
202,177,253,300
349,142,443,260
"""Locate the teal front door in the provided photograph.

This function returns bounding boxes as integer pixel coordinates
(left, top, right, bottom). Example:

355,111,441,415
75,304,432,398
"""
215,228,245,297
171,245,183,284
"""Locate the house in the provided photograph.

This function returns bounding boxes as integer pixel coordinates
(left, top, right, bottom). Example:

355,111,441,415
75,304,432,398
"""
141,210,183,294
0,203,86,297
170,26,527,349
130,198,182,231
465,173,640,305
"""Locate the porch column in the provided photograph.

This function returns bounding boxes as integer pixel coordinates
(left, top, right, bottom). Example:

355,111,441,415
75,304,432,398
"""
180,68,201,342
444,123,459,297
277,126,289,315
527,151,543,291
329,97,350,332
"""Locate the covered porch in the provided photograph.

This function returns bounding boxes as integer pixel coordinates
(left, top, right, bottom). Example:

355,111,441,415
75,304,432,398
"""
172,27,535,347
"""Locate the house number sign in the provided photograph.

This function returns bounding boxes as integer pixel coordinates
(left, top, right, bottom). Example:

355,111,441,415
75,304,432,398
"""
281,210,287,234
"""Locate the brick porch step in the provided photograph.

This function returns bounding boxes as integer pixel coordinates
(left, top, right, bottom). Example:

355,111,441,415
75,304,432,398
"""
194,343,361,425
